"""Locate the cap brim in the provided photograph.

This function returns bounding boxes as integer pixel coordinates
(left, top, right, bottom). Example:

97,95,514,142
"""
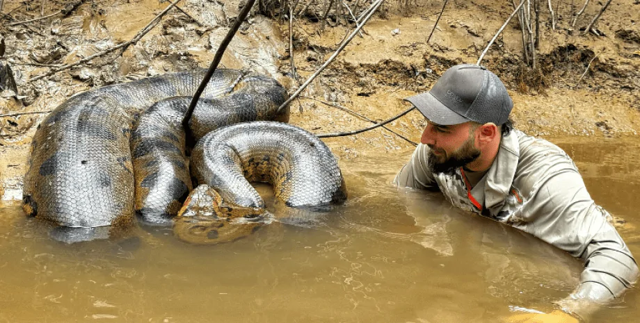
405,92,469,126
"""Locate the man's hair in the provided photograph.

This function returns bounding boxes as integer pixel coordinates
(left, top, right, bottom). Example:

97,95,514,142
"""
468,118,514,137
501,118,514,137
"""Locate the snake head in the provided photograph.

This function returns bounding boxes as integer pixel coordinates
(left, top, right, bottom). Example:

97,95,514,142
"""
173,184,271,245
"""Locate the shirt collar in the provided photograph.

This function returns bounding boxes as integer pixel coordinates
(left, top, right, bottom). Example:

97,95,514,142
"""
469,130,520,213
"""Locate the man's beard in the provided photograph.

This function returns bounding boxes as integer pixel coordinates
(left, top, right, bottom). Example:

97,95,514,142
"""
428,136,481,174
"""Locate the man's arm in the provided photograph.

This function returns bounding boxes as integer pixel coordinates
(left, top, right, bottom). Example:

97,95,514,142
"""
393,144,438,189
515,169,639,320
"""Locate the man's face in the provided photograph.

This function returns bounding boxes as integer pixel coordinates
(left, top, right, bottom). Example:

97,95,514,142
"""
420,120,481,173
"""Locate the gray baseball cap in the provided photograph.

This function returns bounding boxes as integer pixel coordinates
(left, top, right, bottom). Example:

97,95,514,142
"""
406,64,513,125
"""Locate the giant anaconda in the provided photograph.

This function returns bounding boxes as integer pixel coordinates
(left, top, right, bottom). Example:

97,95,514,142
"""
174,122,347,244
22,69,347,243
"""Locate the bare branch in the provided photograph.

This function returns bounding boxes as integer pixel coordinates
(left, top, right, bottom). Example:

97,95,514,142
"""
511,0,530,66
28,0,182,83
320,0,336,31
427,0,448,44
302,96,417,146
583,0,612,35
182,0,256,128
173,5,205,27
572,0,590,27
574,53,599,87
0,110,51,117
317,106,416,138
477,0,525,66
342,0,366,37
547,0,556,30
289,2,298,80
8,9,60,26
277,0,385,113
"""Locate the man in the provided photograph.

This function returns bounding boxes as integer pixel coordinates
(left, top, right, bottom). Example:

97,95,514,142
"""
394,64,638,322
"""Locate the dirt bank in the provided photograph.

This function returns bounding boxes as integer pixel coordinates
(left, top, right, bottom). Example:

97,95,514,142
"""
1,0,639,202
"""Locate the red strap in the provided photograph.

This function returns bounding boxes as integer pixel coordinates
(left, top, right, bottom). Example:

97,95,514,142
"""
460,167,482,210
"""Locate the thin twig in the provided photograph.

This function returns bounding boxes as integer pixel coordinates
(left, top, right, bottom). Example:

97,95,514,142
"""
534,0,540,50
28,0,182,83
547,0,556,30
316,106,416,138
574,53,599,87
8,9,60,26
511,0,529,65
8,60,63,67
352,0,362,17
0,110,51,117
572,0,589,27
289,3,298,80
182,0,256,128
342,0,366,36
174,5,204,26
477,0,525,66
277,0,385,113
583,0,612,35
302,96,417,146
320,0,336,31
427,0,448,44
10,0,84,26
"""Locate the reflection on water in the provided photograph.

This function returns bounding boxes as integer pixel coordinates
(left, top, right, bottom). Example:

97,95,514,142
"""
1,137,638,322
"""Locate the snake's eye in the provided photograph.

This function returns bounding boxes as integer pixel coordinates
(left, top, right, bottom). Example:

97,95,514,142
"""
207,230,219,240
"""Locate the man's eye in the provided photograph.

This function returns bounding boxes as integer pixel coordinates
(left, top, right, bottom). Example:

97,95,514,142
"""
435,127,447,133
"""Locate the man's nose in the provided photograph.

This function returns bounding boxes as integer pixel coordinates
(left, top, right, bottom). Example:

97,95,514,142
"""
420,125,435,145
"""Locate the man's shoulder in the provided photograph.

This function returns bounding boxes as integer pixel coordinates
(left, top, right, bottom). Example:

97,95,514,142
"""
513,129,570,161
511,129,579,184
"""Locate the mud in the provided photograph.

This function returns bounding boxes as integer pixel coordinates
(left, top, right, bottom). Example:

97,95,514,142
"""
1,0,639,204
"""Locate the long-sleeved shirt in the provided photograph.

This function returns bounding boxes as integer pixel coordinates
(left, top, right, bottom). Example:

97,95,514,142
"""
394,129,638,319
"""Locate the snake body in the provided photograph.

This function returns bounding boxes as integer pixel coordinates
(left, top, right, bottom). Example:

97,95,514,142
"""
23,69,288,231
175,122,347,244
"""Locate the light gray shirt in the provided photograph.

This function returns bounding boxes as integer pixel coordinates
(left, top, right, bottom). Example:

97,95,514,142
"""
394,129,638,318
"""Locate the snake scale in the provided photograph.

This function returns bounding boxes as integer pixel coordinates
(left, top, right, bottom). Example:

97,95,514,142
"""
22,69,347,243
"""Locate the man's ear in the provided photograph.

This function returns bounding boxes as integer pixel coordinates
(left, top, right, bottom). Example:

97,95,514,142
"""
477,123,498,145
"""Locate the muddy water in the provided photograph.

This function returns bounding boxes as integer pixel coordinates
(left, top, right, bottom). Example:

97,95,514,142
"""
0,137,638,322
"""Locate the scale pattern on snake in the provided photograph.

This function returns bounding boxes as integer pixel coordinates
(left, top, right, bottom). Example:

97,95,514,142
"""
175,121,348,244
22,69,347,244
22,69,288,230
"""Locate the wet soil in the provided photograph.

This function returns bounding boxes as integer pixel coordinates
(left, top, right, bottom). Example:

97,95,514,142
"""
0,0,639,200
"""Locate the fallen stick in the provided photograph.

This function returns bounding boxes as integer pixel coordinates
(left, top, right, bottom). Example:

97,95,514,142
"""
174,5,205,27
316,106,416,138
342,0,366,37
510,0,529,65
289,3,298,80
277,0,384,113
28,0,182,83
547,0,556,30
320,0,336,31
574,53,599,87
534,0,540,50
182,0,256,128
477,0,525,66
0,110,51,117
583,0,612,35
8,9,60,26
9,0,84,26
572,0,589,27
427,0,448,44
302,96,417,146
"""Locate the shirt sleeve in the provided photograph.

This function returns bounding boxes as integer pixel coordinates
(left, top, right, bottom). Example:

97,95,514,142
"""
393,144,438,190
517,169,639,318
